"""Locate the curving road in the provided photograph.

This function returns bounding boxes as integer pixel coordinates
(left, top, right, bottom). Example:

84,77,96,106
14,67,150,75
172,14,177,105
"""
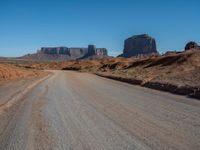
0,71,200,150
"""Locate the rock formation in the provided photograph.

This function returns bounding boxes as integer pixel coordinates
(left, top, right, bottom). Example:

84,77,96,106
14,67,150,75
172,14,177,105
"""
22,45,108,60
119,34,158,57
88,45,96,56
185,41,200,51
41,47,70,55
80,45,108,59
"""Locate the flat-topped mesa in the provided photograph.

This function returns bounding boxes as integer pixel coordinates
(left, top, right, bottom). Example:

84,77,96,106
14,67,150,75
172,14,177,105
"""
119,34,158,57
30,45,108,60
40,47,70,55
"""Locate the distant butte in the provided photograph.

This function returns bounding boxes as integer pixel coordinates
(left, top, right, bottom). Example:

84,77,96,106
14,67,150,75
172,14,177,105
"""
119,34,159,57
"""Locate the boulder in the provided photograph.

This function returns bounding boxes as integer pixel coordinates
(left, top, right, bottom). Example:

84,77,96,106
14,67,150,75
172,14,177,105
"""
120,34,158,57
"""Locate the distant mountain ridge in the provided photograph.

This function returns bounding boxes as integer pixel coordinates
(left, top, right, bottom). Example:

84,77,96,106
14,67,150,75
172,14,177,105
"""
21,45,108,60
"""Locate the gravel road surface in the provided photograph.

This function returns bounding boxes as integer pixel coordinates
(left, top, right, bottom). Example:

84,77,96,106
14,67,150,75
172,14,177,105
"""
0,71,200,150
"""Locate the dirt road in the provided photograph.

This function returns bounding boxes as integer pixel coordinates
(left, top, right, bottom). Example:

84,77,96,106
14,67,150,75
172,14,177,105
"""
0,71,200,150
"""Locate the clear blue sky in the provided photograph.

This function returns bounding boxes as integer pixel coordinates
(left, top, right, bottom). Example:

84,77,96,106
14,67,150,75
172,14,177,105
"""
0,0,199,57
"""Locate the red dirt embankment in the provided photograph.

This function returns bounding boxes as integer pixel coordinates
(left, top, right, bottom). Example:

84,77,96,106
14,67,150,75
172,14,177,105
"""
0,63,47,82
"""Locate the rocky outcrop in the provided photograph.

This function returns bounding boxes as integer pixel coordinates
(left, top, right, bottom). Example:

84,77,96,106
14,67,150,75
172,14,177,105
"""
22,45,108,60
80,45,108,59
87,45,96,56
119,34,158,57
185,41,200,50
68,48,88,59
